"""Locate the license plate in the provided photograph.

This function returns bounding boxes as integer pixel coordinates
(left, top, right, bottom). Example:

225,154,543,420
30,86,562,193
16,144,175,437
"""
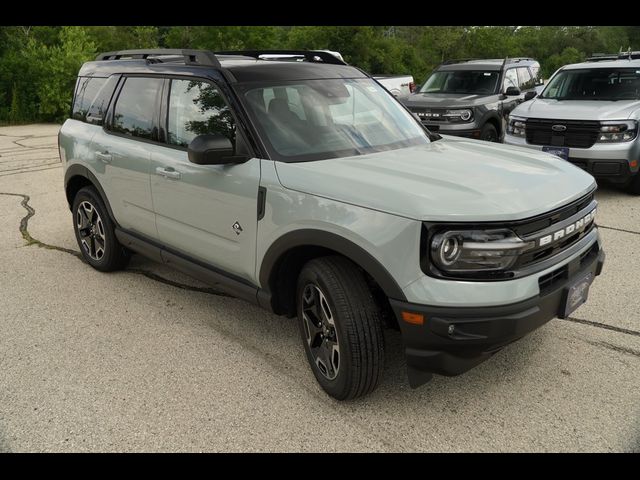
560,272,594,318
542,146,570,160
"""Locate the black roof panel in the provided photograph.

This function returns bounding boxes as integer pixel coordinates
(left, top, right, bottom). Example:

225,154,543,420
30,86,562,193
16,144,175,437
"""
78,57,366,83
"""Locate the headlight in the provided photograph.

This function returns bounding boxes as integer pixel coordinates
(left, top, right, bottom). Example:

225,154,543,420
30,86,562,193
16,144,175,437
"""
597,120,637,143
430,229,534,274
443,109,473,122
507,115,526,137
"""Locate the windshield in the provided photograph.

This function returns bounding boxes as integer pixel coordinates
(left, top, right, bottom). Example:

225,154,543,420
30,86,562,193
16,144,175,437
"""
237,78,430,162
541,68,640,100
418,70,499,95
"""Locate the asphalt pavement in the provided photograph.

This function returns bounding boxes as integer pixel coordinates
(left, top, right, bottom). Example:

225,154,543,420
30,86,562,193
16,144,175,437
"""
0,124,638,452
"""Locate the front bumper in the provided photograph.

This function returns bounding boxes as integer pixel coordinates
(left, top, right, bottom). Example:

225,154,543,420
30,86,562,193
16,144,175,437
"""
390,242,605,386
504,134,639,184
422,123,482,139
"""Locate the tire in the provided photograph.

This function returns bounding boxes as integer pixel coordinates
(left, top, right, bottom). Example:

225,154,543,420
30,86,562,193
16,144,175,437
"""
296,256,384,400
480,123,498,142
627,173,640,195
72,186,130,272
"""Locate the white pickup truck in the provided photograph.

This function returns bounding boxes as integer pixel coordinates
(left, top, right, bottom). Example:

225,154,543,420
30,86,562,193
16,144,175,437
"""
373,75,416,98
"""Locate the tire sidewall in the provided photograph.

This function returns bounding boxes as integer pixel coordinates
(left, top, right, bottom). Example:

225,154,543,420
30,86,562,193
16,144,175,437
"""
72,187,122,271
481,123,498,142
296,265,352,399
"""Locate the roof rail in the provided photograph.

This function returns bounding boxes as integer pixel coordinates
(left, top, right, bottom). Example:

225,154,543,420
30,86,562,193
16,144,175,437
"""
586,53,621,62
506,57,535,63
214,50,347,65
95,49,222,68
441,57,535,66
441,58,482,65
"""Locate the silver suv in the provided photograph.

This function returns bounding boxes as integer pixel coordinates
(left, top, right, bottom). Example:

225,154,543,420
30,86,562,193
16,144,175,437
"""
59,49,605,400
504,52,640,194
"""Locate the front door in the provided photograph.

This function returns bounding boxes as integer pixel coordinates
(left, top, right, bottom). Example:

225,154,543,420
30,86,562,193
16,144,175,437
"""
149,78,261,282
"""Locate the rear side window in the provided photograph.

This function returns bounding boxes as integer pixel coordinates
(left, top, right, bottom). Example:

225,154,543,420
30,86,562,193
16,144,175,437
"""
85,76,119,126
167,79,236,147
72,77,107,121
111,77,163,140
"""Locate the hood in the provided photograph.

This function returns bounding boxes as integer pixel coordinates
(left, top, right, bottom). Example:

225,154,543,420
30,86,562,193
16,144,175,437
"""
274,138,596,222
513,97,640,121
402,92,496,108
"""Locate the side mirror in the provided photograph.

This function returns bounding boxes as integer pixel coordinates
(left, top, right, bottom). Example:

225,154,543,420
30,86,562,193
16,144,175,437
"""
187,134,247,165
504,86,521,96
524,91,537,101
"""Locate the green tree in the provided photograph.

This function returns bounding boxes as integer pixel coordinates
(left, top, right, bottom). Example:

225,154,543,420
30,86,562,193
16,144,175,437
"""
35,26,96,121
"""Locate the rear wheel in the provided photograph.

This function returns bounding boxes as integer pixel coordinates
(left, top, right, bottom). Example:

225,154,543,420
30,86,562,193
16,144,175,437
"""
72,186,130,272
297,256,384,400
480,123,498,142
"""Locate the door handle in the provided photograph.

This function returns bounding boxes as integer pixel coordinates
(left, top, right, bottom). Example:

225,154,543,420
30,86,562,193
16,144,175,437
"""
155,166,181,180
96,151,112,164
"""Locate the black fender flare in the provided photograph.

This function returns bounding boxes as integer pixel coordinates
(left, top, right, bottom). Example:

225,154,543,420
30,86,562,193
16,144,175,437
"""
259,229,407,302
64,164,117,225
480,111,503,135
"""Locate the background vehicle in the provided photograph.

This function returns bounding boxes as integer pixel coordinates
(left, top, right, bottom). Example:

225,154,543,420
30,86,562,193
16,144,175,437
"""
402,58,543,142
60,49,604,400
504,51,640,194
374,75,416,98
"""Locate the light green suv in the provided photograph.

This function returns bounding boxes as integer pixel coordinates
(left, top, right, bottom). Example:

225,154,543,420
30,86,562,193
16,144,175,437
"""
60,49,605,400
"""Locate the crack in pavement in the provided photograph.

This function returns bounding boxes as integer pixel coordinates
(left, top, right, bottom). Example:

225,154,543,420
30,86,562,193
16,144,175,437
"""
598,224,640,236
0,189,400,450
0,166,62,177
0,160,62,173
0,191,231,297
585,340,640,358
562,316,640,338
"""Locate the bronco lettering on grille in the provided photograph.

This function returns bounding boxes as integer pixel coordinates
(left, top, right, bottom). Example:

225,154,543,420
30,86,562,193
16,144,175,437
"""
538,209,596,247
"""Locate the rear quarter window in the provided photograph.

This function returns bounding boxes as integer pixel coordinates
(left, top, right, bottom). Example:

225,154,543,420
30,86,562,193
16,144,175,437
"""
72,77,107,121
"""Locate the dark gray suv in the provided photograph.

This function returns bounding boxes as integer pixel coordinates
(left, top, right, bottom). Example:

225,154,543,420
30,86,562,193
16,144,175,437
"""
402,58,543,142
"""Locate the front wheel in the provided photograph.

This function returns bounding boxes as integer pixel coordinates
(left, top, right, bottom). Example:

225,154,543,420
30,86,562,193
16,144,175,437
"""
297,256,384,400
480,123,498,142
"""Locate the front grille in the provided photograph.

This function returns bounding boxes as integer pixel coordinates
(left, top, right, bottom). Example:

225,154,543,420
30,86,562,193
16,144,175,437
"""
412,108,451,123
510,191,595,237
537,242,600,294
525,118,600,149
513,193,597,270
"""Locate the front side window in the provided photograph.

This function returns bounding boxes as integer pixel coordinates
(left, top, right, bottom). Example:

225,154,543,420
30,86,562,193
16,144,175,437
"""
111,77,163,139
517,67,535,91
167,79,236,148
541,68,640,101
419,70,499,95
502,69,519,91
239,78,430,162
72,77,107,121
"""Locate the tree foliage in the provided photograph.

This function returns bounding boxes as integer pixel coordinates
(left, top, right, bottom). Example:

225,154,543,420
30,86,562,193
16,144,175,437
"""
0,25,638,124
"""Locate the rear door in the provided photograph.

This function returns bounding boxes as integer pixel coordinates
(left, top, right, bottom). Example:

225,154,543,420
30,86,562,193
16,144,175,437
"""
148,77,261,282
90,76,163,240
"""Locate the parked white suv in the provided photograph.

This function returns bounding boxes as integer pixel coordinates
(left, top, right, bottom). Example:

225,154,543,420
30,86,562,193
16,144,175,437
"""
504,53,640,194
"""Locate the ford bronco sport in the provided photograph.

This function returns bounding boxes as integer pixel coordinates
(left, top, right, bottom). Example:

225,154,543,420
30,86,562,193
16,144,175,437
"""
60,49,605,400
504,52,640,194
403,58,543,142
